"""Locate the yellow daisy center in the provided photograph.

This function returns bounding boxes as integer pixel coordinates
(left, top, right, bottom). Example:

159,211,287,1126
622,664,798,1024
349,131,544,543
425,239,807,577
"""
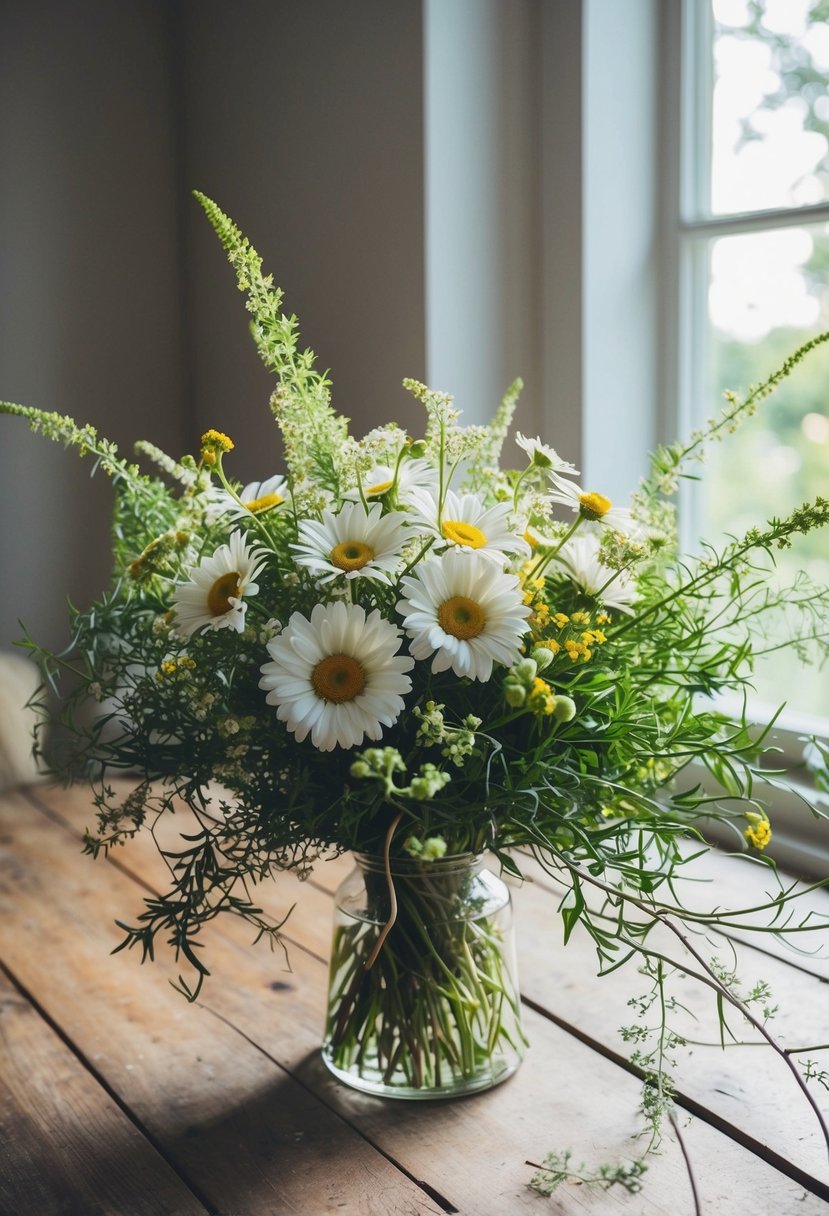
312,654,366,703
437,596,486,640
330,541,376,572
579,491,612,519
366,479,393,496
442,519,487,548
243,492,284,514
207,571,242,616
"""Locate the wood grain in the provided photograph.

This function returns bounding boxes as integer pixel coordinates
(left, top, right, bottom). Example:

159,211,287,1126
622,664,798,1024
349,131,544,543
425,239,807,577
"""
23,781,829,1215
0,968,207,1216
0,789,442,1216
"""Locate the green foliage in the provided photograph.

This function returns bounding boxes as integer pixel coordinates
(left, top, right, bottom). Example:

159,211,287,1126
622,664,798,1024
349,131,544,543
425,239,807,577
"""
5,194,829,1193
194,190,347,485
530,1149,647,1197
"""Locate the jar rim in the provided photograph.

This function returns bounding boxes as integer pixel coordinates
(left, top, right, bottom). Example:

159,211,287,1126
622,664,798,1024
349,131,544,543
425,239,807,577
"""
353,850,484,875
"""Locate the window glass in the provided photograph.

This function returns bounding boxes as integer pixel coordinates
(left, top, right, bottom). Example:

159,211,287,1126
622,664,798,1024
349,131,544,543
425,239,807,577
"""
682,2,829,723
697,223,829,719
711,0,829,214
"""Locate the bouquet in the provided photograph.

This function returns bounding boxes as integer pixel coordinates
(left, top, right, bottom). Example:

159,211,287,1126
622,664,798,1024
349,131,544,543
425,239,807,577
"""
4,193,829,1188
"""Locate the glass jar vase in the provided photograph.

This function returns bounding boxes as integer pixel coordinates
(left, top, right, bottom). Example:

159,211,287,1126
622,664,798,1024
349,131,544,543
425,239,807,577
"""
321,852,526,1099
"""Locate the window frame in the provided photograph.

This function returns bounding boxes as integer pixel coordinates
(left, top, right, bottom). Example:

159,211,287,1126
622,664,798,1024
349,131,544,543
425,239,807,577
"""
660,0,829,872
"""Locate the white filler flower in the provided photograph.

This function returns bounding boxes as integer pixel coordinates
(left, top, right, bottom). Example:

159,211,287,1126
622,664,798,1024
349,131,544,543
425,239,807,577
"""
172,530,266,637
554,534,637,615
397,549,530,681
260,601,414,751
291,500,410,585
408,488,530,566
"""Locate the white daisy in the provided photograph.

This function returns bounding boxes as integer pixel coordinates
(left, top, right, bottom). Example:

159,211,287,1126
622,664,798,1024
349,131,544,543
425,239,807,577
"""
546,479,639,536
206,473,287,522
291,500,410,585
407,488,530,566
515,432,579,478
345,457,439,506
260,601,414,751
553,534,637,615
172,530,267,638
397,549,530,681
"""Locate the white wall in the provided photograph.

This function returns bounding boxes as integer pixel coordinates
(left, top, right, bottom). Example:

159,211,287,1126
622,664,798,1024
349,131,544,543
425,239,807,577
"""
424,0,541,433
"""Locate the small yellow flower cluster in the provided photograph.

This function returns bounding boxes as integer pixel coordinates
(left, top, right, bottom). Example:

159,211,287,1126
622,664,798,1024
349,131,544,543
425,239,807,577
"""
200,428,234,464
129,531,191,582
521,571,551,632
527,676,556,716
155,656,196,682
744,813,772,850
543,609,610,665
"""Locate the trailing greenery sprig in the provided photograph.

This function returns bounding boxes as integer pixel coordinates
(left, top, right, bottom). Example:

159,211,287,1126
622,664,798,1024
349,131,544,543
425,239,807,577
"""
5,194,829,1200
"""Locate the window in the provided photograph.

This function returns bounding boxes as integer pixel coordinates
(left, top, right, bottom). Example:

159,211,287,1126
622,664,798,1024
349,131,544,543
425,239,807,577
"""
661,0,829,873
673,0,829,731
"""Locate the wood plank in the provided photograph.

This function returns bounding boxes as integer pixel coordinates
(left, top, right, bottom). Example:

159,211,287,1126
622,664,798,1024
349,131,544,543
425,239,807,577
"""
26,782,829,1215
0,968,207,1216
55,782,829,1187
249,805,829,1189
0,790,443,1216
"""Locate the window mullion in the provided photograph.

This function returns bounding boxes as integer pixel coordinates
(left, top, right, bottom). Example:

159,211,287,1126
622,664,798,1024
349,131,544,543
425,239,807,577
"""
682,202,829,240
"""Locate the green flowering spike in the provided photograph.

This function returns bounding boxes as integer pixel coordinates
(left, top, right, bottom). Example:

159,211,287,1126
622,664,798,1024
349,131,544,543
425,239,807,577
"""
0,401,153,499
193,191,349,485
402,377,457,455
639,329,829,503
134,440,197,488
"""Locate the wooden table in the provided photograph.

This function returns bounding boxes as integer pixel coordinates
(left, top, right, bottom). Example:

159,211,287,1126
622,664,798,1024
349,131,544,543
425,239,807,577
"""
2,781,829,1215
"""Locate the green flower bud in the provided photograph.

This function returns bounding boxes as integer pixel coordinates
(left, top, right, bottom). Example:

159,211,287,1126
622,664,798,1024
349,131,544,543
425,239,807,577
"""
513,658,538,684
504,681,527,708
552,695,577,723
532,646,555,672
421,836,448,862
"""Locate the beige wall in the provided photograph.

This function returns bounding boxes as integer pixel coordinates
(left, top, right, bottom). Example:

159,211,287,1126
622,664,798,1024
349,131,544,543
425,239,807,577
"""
0,0,425,653
0,0,663,664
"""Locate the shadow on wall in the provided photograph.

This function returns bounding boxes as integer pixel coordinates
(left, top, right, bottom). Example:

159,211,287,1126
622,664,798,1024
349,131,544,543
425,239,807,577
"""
0,0,427,656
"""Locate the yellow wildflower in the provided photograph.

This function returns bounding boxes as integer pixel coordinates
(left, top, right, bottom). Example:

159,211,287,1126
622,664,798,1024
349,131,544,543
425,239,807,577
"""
553,612,570,629
200,429,234,464
532,603,551,629
528,677,556,716
744,819,772,850
571,611,590,624
155,656,196,682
